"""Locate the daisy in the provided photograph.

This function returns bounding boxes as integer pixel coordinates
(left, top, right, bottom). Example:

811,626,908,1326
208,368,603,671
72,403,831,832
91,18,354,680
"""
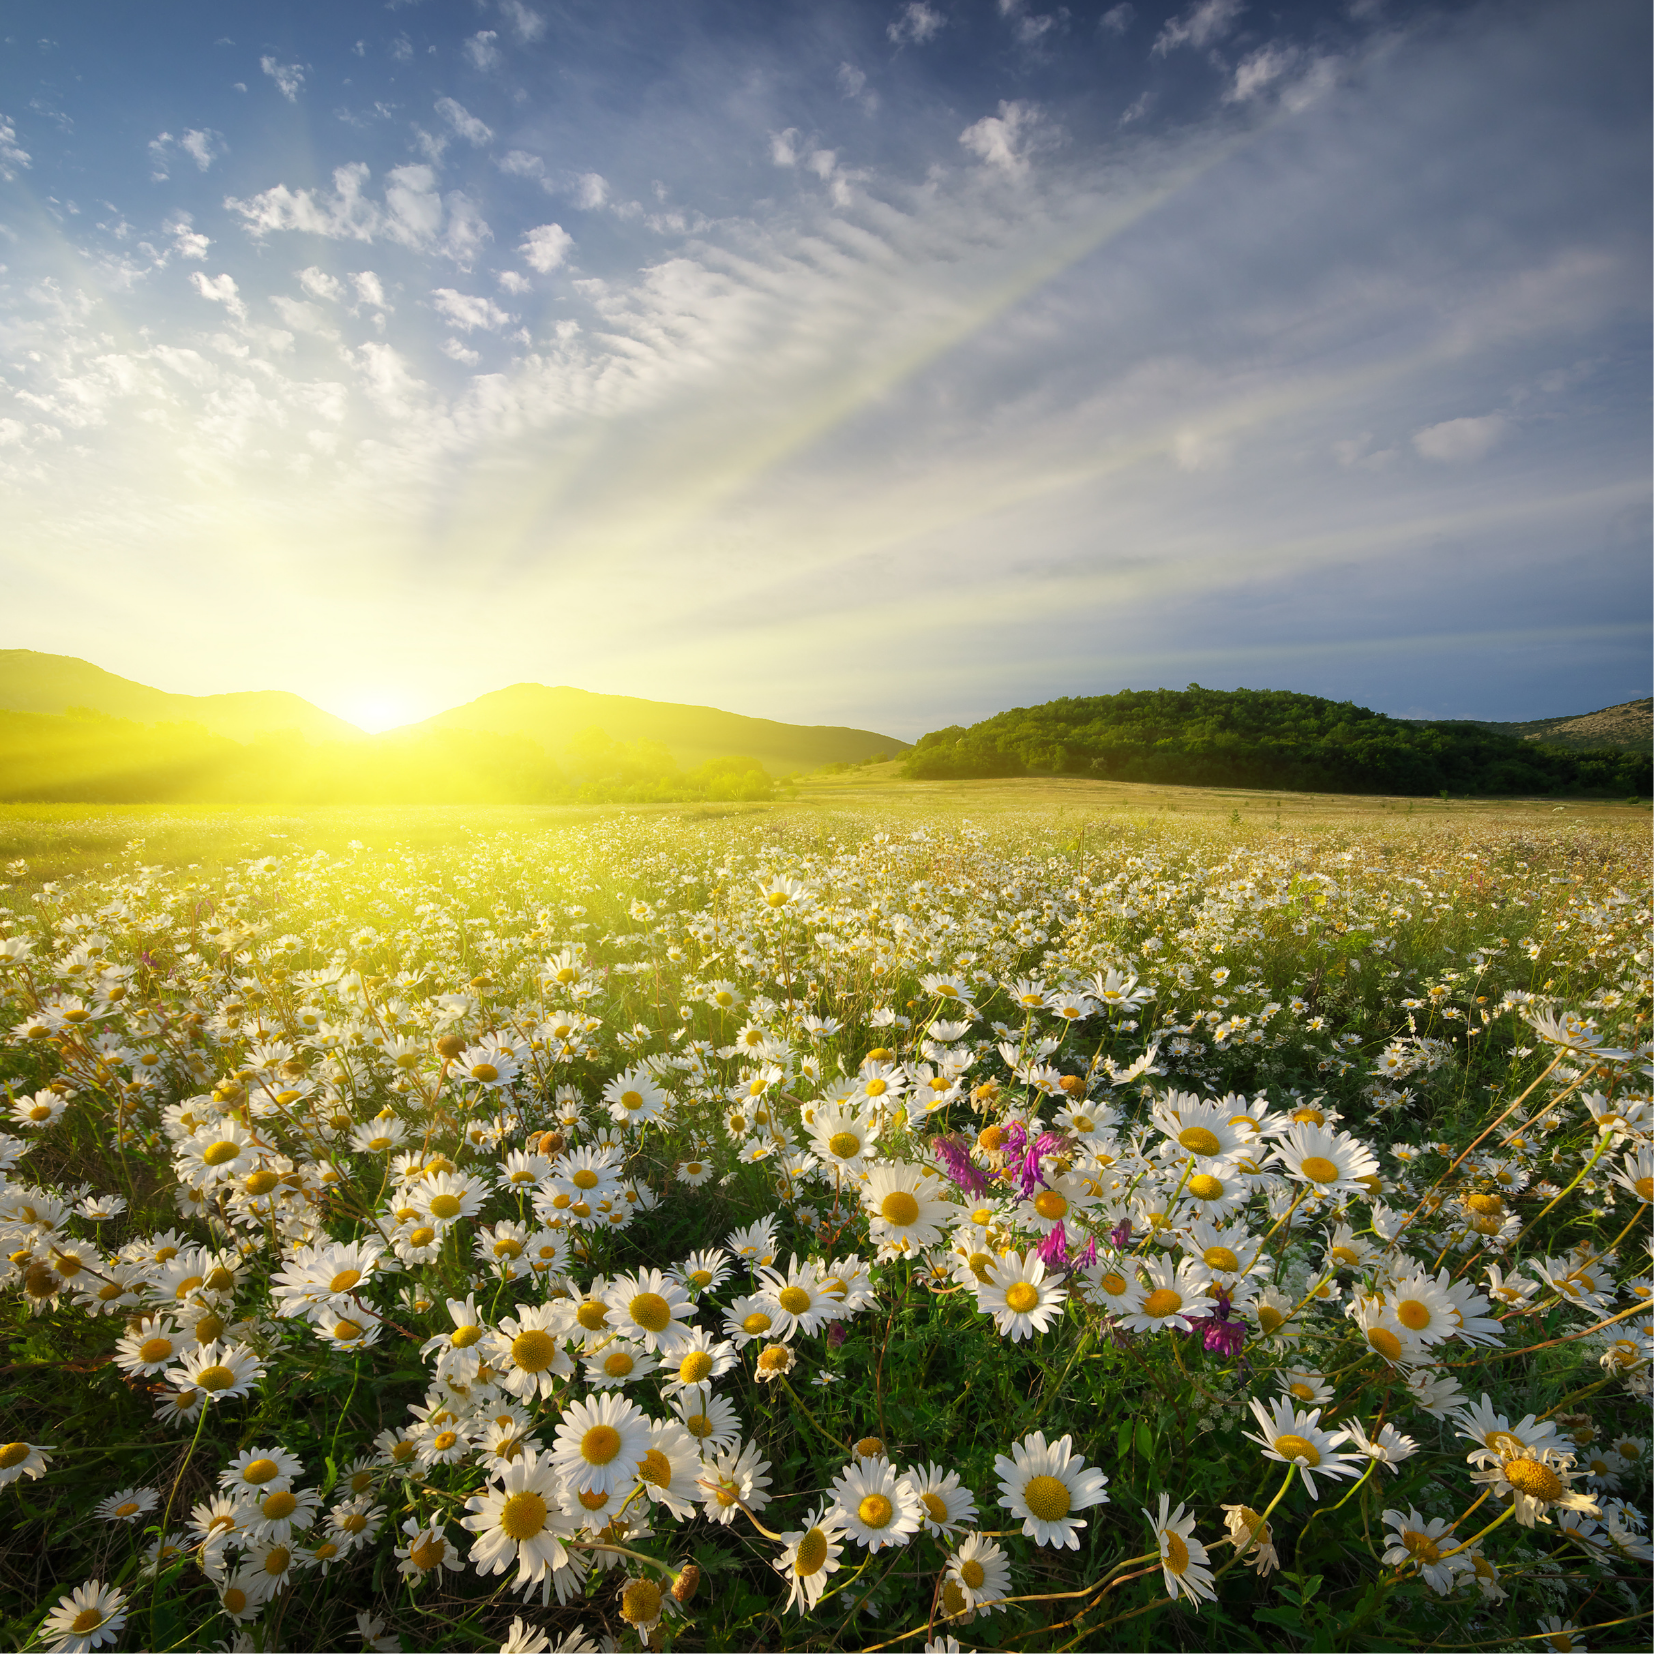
1455,1395,1565,1467
906,1463,978,1536
1115,1257,1213,1336
249,1482,323,1544
1150,1494,1215,1606
327,1495,386,1555
221,1445,305,1497
603,1067,670,1127
420,1294,490,1386
772,1504,849,1614
112,1315,185,1378
551,1392,651,1497
216,1566,272,1623
671,1390,742,1452
40,1580,127,1654
1381,1507,1464,1594
417,1169,490,1228
659,1328,738,1399
1382,1270,1461,1346
1470,1447,1600,1528
723,1293,779,1348
807,1105,881,1176
1220,1503,1279,1573
696,1437,773,1526
583,1342,658,1390
395,1515,465,1581
1152,1092,1251,1161
1350,1300,1425,1368
861,1162,956,1254
0,1440,53,1486
975,1251,1067,1342
1082,1259,1144,1318
166,1339,264,1402
489,1303,575,1399
1346,1418,1419,1472
1274,1122,1380,1200
945,1531,1011,1615
673,1247,733,1294
994,1431,1110,1549
461,1447,571,1595
94,1486,158,1524
753,1342,795,1382
632,1419,704,1520
603,1268,695,1356
756,1255,835,1338
1243,1397,1361,1499
829,1455,925,1551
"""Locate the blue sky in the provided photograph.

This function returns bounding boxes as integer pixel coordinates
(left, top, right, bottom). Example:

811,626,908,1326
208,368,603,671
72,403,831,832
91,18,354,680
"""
0,0,1647,735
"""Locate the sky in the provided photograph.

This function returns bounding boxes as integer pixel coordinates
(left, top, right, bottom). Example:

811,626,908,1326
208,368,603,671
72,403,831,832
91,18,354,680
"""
0,0,1648,738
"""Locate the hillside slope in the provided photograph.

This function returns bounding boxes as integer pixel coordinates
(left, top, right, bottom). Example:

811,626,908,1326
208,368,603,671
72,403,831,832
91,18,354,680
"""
399,683,908,774
1416,698,1652,753
0,650,363,744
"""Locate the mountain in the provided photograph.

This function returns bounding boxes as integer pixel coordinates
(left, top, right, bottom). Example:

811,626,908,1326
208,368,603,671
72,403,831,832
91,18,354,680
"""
1408,698,1652,754
0,650,363,744
903,686,1651,797
396,683,908,774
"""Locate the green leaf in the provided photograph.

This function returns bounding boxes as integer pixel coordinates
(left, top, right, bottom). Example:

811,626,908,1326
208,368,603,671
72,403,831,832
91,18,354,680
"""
1116,1418,1134,1462
1135,1419,1154,1458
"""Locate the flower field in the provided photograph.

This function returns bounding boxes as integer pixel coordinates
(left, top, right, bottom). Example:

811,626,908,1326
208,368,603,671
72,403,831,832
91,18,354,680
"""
0,800,1649,1653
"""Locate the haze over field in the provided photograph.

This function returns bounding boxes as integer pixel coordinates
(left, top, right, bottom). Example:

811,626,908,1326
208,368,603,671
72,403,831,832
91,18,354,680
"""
0,0,1649,736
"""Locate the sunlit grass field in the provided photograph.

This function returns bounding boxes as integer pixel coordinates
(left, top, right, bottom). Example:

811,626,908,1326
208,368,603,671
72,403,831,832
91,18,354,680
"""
1,781,1649,1653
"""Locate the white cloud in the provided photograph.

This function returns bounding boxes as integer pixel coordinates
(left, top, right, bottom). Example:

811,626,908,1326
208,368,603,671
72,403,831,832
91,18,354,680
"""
498,149,544,178
520,222,572,272
770,128,801,167
190,271,247,322
350,270,387,309
888,3,945,46
464,31,500,71
0,116,33,182
1118,90,1151,125
498,269,531,293
1173,429,1233,472
349,339,426,418
999,1,1057,46
431,288,513,331
1100,4,1135,35
390,33,413,64
807,149,836,180
435,97,492,146
227,162,382,243
959,100,1043,179
1413,414,1508,463
1229,44,1297,102
166,212,211,259
498,0,546,43
837,63,874,110
571,172,608,210
260,56,305,102
272,294,335,336
442,337,480,364
179,128,227,170
297,266,344,302
1152,0,1244,56
147,131,176,181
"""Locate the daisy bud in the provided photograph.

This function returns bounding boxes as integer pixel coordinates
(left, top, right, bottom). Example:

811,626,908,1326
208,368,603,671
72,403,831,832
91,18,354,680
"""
671,1562,700,1603
435,1035,463,1059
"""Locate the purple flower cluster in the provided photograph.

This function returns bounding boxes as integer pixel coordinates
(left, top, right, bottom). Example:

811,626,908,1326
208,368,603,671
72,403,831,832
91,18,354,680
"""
931,1135,992,1197
1183,1285,1246,1358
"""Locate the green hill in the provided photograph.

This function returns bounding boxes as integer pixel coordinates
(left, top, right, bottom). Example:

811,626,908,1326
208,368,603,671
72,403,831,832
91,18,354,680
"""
0,650,363,744
903,686,1651,797
399,683,907,775
1407,698,1652,754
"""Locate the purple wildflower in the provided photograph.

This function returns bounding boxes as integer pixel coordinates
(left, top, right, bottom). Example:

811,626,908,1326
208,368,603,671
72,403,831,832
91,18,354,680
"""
932,1136,991,1197
1035,1223,1069,1271
826,1321,847,1350
1108,1218,1133,1250
1074,1235,1098,1270
1183,1286,1246,1359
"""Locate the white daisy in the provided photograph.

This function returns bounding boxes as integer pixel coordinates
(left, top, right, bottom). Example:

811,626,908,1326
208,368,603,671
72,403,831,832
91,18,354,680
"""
550,1392,651,1497
603,1268,696,1355
40,1580,128,1653
1150,1493,1216,1606
906,1463,978,1536
945,1531,1011,1616
1243,1396,1361,1499
993,1431,1110,1549
460,1447,571,1594
975,1250,1067,1342
695,1436,774,1526
772,1505,848,1614
828,1455,925,1551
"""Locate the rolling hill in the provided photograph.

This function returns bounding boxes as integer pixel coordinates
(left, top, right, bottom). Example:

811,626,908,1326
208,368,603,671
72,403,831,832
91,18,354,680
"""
0,650,363,744
1411,698,1651,753
396,683,907,775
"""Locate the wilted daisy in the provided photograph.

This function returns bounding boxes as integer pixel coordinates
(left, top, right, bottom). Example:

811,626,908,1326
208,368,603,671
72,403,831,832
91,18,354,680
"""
773,1504,848,1614
1220,1503,1279,1573
1150,1494,1215,1606
461,1447,571,1594
41,1580,127,1653
976,1250,1067,1341
696,1436,773,1526
1244,1397,1361,1499
994,1431,1110,1548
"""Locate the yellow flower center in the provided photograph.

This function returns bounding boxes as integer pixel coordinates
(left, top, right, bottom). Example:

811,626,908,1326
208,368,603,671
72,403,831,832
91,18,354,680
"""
245,1170,279,1196
512,1330,558,1373
742,1311,772,1335
139,1336,175,1364
778,1286,812,1315
202,1140,240,1166
407,1226,436,1248
1258,1305,1284,1333
427,1194,462,1220
1004,1282,1041,1314
263,1545,291,1575
0,1443,30,1469
880,1190,920,1227
603,1351,635,1379
577,1300,609,1330
1395,1299,1430,1331
572,1169,599,1190
499,1490,547,1541
1274,1433,1320,1466
1163,1530,1190,1574
621,1578,662,1624
620,1090,644,1111
638,1448,673,1488
173,1275,204,1299
262,1490,298,1519
451,1325,482,1348
341,1512,368,1533
827,1132,860,1159
195,1364,235,1391
1402,1529,1440,1563
858,1493,894,1529
679,1351,714,1384
684,1413,713,1439
432,1431,458,1453
1504,1458,1563,1501
242,1457,280,1484
409,1534,446,1570
960,1556,986,1589
223,1588,247,1614
70,1609,106,1634
629,1292,671,1332
1300,1155,1339,1184
1022,1474,1071,1523
114,1500,140,1518
1033,1190,1068,1220
1203,1246,1239,1272
1368,1327,1403,1361
756,1345,791,1374
581,1425,623,1465
1143,1288,1182,1319
1188,1174,1224,1202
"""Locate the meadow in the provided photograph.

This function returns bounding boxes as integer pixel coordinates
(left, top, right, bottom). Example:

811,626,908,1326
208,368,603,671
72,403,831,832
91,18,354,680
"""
0,777,1649,1653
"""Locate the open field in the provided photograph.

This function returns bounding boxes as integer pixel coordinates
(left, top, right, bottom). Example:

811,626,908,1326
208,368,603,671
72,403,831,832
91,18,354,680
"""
1,790,1649,1653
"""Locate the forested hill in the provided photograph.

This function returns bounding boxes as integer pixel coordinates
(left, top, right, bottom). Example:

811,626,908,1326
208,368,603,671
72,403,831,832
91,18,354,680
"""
903,687,1651,797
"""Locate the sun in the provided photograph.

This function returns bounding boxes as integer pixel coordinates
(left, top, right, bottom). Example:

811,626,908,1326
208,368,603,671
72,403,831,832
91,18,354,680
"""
338,693,419,735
